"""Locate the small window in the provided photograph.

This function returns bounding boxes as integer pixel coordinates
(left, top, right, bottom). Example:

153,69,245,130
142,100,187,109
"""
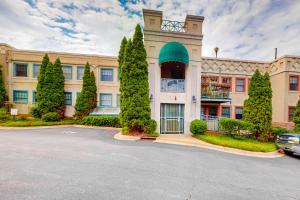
222,77,232,91
101,68,113,81
222,107,231,118
63,65,72,80
77,66,84,80
100,93,112,107
64,92,72,105
236,78,245,92
13,90,28,104
14,63,28,77
235,107,243,120
117,94,120,107
33,64,40,78
32,91,37,103
289,107,296,122
289,75,298,91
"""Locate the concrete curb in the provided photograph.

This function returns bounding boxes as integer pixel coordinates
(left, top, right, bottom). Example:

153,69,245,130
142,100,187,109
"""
113,132,140,141
154,135,284,158
0,125,121,131
114,133,283,158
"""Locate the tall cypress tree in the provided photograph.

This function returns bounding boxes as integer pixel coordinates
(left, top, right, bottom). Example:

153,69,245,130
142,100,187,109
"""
74,62,97,118
293,98,300,131
39,58,65,117
243,69,272,142
36,54,49,102
118,37,127,125
0,65,8,107
120,39,133,127
121,24,151,132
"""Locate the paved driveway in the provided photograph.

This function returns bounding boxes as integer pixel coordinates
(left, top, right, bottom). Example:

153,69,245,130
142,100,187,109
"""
0,127,299,200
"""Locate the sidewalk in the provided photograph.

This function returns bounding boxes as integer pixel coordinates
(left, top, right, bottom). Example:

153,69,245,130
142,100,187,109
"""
155,134,283,158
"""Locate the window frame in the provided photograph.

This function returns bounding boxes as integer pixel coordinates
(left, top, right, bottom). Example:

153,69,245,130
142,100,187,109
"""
100,68,114,82
13,62,28,77
13,90,28,104
221,106,231,118
235,106,243,120
288,106,296,122
32,64,41,79
221,77,232,92
117,94,120,107
235,78,246,92
289,74,299,91
62,65,73,80
32,90,37,103
99,93,113,107
64,92,72,106
76,66,84,80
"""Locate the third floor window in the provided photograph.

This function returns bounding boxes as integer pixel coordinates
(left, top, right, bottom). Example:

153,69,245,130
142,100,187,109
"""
289,75,299,91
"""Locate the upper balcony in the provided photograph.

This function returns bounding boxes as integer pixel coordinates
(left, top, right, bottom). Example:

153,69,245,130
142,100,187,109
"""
161,78,185,93
201,76,231,103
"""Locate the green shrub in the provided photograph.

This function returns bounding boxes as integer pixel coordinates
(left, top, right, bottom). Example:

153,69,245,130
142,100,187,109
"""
121,127,129,134
0,107,7,115
30,107,41,118
144,119,157,134
271,126,290,135
190,119,207,135
219,118,254,135
149,132,160,137
82,116,120,127
42,112,61,122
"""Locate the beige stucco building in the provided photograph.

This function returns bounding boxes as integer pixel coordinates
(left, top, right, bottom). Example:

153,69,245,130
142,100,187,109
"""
0,9,299,133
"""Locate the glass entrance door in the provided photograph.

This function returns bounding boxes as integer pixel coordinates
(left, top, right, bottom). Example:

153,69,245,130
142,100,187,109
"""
160,104,184,134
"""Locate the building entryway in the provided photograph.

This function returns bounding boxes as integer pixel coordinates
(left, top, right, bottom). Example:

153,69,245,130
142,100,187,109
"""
201,105,219,117
160,104,184,134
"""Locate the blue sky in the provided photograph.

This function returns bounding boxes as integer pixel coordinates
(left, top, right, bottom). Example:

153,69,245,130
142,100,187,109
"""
0,0,299,61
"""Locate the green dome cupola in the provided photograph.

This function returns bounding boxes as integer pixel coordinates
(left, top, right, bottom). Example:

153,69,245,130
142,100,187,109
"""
158,42,189,65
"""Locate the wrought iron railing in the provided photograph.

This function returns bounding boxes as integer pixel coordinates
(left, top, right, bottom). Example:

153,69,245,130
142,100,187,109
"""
200,115,219,131
161,78,185,92
161,20,186,33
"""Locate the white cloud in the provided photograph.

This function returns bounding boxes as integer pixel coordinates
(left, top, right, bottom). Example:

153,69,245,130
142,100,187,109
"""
0,0,299,61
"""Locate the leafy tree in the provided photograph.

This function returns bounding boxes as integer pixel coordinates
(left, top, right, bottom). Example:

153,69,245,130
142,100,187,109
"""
293,98,300,131
38,58,65,117
74,62,97,118
121,24,151,132
243,69,272,142
118,37,127,125
0,65,8,107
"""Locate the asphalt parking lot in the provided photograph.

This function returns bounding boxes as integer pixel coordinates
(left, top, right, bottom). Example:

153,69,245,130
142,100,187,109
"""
0,127,299,200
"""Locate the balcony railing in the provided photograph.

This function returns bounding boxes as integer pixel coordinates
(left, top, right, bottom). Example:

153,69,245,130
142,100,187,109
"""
201,82,230,99
161,20,186,33
161,78,185,93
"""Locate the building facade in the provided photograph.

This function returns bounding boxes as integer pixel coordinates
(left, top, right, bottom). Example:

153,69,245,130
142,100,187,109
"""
0,9,300,133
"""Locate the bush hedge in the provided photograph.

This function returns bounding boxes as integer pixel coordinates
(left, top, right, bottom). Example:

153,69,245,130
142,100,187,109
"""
42,112,61,122
190,119,207,135
0,108,8,121
82,116,120,127
144,119,157,134
219,118,254,135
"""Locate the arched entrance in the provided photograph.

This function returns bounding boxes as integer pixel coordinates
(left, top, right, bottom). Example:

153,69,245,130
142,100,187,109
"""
159,42,189,134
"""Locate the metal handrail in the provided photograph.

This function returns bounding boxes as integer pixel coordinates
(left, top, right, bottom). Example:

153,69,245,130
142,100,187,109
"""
161,20,186,33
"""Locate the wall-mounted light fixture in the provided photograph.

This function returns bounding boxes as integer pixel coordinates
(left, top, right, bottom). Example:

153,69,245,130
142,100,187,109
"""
192,95,197,103
150,94,154,102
